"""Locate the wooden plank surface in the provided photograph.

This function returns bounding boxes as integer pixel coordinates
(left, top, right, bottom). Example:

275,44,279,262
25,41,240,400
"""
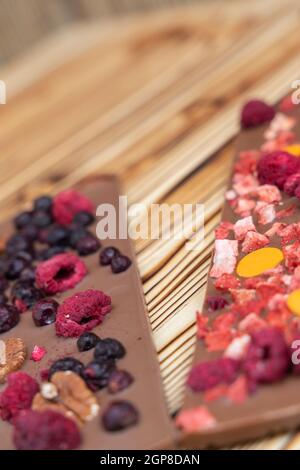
1,0,300,449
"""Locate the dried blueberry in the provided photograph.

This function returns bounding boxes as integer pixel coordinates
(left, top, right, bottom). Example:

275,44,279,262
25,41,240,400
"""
99,247,120,266
94,338,126,361
69,226,90,248
20,224,39,242
0,255,8,274
73,211,95,227
76,235,100,256
46,225,70,247
33,195,52,212
77,332,100,352
12,283,44,310
36,246,66,261
14,211,33,229
0,293,8,305
6,234,31,255
102,401,139,431
32,210,53,228
108,370,133,394
5,257,28,280
82,360,115,391
111,255,131,274
0,305,20,333
49,357,84,378
15,250,34,265
32,298,59,327
19,267,36,283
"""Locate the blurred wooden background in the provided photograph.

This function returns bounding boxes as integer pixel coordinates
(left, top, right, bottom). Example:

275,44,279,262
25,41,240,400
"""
0,0,198,63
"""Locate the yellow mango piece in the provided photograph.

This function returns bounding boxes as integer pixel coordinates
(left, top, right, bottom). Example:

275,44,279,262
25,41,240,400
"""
236,247,284,278
287,289,300,316
284,144,300,157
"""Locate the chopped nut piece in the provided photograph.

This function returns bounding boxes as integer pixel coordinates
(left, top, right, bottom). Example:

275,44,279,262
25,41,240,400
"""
0,338,27,383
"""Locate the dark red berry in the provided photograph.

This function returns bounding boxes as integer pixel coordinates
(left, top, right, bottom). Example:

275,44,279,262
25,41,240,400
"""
108,370,134,394
46,224,70,246
0,372,39,421
77,332,100,352
13,409,81,450
69,226,90,248
102,401,139,432
49,357,84,378
257,151,300,190
0,304,19,333
73,210,95,227
32,210,53,228
19,267,36,283
99,247,120,266
14,211,33,229
111,255,131,273
33,195,52,212
6,234,31,255
94,338,126,361
5,258,28,280
76,235,100,256
206,295,229,311
187,357,240,392
37,246,66,261
240,100,275,128
82,360,115,391
32,298,59,327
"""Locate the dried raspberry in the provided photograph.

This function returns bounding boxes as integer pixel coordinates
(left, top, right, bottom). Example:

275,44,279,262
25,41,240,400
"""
234,150,260,175
243,328,290,384
36,253,87,294
52,189,94,225
238,313,267,334
257,151,300,189
55,289,111,337
283,242,300,272
241,231,269,253
0,372,39,421
255,185,281,203
196,312,209,339
215,221,233,240
206,295,228,311
241,100,275,128
187,357,240,392
277,223,299,245
283,173,300,196
30,345,47,362
214,274,241,291
13,409,81,450
226,375,249,403
205,329,234,352
175,406,216,432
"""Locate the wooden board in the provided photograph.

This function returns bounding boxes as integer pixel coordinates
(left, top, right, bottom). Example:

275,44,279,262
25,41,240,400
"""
1,0,300,449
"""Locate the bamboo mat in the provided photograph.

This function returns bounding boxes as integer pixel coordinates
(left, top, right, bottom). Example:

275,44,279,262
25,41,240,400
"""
1,0,300,449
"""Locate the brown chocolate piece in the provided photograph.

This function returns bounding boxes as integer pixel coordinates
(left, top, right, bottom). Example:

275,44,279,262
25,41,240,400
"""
178,104,300,448
0,176,174,450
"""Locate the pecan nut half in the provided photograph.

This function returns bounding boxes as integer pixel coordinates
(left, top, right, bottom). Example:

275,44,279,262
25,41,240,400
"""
32,370,99,425
0,338,27,383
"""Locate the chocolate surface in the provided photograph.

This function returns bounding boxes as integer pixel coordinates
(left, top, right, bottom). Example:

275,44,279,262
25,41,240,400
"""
179,104,300,449
0,176,174,450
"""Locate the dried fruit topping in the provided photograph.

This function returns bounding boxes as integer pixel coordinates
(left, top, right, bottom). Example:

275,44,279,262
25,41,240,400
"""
243,328,290,384
32,298,59,327
46,224,70,246
187,357,240,392
94,338,125,361
175,406,216,432
52,189,94,225
257,151,300,189
0,305,20,334
0,372,39,421
111,255,132,273
102,401,139,432
32,371,99,425
0,338,27,383
13,409,81,450
55,289,111,338
240,100,275,128
12,283,44,312
36,253,87,294
99,247,120,266
33,195,53,212
14,211,33,230
107,370,133,394
49,357,84,379
76,234,100,256
77,332,100,352
73,210,95,227
30,345,47,362
81,360,115,391
206,295,228,311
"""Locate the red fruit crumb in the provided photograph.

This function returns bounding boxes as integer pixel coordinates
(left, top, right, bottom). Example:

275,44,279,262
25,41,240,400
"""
283,173,300,196
13,409,81,450
210,239,238,278
238,313,267,334
243,328,290,384
226,375,248,403
206,295,228,311
30,345,47,362
233,216,256,241
276,205,296,220
52,189,94,225
233,197,256,217
215,221,233,240
214,273,241,291
36,253,87,294
255,203,275,225
234,150,260,175
196,312,209,339
283,242,300,272
205,329,234,352
257,151,300,189
55,289,111,337
241,100,275,128
255,184,281,203
233,174,258,196
203,384,228,403
241,231,269,253
229,288,256,304
187,357,240,392
40,369,50,382
280,95,296,112
0,372,39,421
175,406,216,432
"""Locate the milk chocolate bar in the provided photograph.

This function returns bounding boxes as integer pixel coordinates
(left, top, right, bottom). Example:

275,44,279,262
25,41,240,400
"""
177,97,300,448
0,176,174,450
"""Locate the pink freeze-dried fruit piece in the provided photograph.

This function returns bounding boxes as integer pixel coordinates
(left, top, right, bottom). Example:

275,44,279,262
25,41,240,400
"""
240,100,275,129
30,345,47,362
187,357,240,392
36,253,87,294
0,372,39,421
55,289,111,337
210,239,238,278
206,295,228,311
52,189,94,225
241,231,269,253
13,409,81,450
233,216,256,241
257,151,300,189
214,273,241,291
175,406,216,432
